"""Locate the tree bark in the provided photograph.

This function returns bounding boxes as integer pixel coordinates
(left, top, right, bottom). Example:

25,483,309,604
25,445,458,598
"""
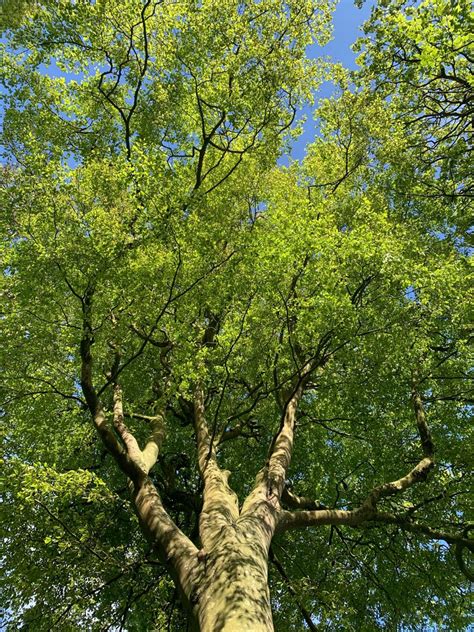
193,518,274,632
190,385,275,630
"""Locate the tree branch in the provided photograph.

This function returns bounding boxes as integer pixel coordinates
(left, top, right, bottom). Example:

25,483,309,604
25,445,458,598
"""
142,414,166,474
112,382,147,473
281,487,326,511
277,506,474,554
79,285,137,480
79,290,198,613
193,385,239,549
411,378,435,458
279,376,436,528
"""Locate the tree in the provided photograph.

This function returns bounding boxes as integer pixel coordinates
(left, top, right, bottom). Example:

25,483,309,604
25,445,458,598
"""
0,1,472,630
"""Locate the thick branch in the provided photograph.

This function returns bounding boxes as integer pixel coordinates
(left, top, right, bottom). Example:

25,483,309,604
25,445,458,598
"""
132,478,199,615
266,383,304,500
79,287,137,480
194,385,239,549
114,397,165,474
361,457,435,511
241,338,329,534
278,507,366,531
278,380,435,529
240,377,307,538
265,356,322,504
277,507,474,553
412,382,435,458
278,456,434,532
353,383,434,515
78,288,198,617
142,414,166,474
113,382,147,472
80,291,164,479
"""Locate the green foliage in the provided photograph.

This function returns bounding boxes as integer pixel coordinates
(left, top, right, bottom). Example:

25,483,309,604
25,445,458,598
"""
354,0,473,217
1,0,472,630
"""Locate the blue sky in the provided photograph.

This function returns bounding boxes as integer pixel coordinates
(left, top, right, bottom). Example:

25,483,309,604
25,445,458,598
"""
289,0,372,161
319,0,372,70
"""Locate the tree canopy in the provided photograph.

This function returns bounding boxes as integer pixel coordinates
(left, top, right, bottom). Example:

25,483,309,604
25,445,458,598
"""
0,0,472,630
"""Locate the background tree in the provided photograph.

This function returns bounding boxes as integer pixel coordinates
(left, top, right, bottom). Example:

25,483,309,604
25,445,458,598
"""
1,0,472,630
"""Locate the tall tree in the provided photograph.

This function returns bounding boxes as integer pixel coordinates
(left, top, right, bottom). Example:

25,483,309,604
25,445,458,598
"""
1,1,472,630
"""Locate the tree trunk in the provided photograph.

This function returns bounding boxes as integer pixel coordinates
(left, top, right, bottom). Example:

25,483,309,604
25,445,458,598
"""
193,519,274,632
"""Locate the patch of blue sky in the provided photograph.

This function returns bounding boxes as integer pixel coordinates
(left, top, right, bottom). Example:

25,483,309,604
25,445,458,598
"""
404,285,418,302
283,0,373,164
